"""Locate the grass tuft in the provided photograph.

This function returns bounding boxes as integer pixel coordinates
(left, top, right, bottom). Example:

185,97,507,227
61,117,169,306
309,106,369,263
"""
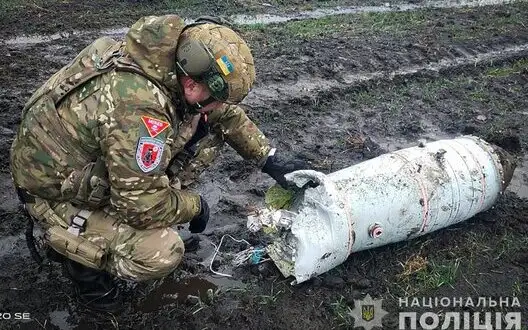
331,296,353,328
265,185,295,209
486,58,528,78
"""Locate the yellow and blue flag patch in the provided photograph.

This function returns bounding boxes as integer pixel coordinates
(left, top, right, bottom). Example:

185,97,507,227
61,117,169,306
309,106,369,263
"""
216,55,234,76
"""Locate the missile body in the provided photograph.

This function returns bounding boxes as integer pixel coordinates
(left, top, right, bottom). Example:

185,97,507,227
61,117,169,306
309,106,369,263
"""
250,136,516,284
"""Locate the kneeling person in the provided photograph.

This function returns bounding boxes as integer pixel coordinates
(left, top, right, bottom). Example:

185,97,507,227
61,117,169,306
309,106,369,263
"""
10,15,305,311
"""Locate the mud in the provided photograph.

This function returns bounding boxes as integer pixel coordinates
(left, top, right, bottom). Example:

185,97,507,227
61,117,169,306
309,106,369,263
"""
3,0,518,45
0,1,527,329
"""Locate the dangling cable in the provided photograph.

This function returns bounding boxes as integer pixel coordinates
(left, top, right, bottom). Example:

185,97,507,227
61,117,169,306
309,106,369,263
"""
209,234,251,277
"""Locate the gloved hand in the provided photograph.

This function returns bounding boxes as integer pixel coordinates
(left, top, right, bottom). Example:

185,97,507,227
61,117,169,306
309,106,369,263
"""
262,152,309,189
189,197,210,233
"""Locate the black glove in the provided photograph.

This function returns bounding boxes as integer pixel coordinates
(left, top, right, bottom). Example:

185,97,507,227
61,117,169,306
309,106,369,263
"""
262,152,309,189
189,197,210,233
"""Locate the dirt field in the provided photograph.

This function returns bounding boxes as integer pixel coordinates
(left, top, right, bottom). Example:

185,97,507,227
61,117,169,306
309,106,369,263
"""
0,0,527,329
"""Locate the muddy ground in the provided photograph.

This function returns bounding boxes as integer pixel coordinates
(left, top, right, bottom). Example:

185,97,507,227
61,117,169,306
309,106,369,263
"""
0,0,527,329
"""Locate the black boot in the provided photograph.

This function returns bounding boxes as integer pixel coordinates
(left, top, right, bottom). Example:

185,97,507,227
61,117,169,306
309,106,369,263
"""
62,259,124,313
182,233,201,252
45,247,66,263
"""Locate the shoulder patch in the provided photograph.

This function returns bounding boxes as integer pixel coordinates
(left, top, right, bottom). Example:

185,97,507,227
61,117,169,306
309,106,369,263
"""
136,137,164,173
141,116,170,138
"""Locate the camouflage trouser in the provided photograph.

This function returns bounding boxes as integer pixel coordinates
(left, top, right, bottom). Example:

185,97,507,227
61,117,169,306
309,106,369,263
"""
23,134,225,282
26,198,184,282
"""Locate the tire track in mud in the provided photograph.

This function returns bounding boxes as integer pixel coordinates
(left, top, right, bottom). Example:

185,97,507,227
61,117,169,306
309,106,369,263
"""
245,42,528,106
231,0,520,25
0,0,521,45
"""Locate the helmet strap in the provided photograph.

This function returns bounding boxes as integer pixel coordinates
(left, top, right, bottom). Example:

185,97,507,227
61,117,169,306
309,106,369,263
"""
189,96,217,113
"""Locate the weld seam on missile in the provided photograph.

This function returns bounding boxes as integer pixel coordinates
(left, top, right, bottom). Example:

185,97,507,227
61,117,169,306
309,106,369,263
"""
442,145,460,224
461,140,487,212
446,142,470,222
450,140,477,221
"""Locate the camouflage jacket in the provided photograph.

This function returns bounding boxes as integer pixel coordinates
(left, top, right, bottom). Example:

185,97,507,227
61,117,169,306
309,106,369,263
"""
10,15,271,229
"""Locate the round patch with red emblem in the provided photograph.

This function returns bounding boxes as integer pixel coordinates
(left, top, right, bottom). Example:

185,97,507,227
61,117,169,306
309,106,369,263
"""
136,137,165,173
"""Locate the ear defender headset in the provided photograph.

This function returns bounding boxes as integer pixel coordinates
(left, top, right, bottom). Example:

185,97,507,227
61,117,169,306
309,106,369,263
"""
176,16,237,110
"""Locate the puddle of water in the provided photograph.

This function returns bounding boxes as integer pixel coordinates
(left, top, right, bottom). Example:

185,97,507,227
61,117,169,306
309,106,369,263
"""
138,273,246,313
2,28,128,46
204,275,245,289
48,310,72,330
4,32,80,45
98,27,129,38
139,277,209,312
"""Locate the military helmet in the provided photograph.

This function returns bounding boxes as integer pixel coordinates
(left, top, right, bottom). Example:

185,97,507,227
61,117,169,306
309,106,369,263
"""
176,20,256,104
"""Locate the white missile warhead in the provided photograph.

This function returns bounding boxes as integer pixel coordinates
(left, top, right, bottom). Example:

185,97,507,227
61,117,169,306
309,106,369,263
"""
249,136,517,284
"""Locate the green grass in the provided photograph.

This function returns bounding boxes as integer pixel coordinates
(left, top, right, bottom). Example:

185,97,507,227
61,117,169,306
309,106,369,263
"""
512,279,523,297
350,90,379,107
464,231,493,268
486,58,528,78
253,10,431,39
265,185,295,209
495,231,528,260
415,259,460,290
0,0,217,27
240,2,528,40
257,288,283,305
331,296,354,328
160,0,223,11
349,57,525,116
469,88,492,103
449,7,528,41
243,22,267,31
395,258,461,295
359,10,429,33
283,15,352,38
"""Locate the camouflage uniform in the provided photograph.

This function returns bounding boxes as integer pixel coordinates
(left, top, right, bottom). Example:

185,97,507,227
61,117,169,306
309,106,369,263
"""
10,15,271,281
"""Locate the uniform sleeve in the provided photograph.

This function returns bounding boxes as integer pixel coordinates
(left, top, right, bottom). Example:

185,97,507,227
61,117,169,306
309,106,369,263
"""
208,104,272,167
99,74,201,230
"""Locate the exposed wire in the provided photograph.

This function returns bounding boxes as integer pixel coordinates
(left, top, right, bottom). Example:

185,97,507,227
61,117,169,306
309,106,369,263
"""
208,234,251,277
